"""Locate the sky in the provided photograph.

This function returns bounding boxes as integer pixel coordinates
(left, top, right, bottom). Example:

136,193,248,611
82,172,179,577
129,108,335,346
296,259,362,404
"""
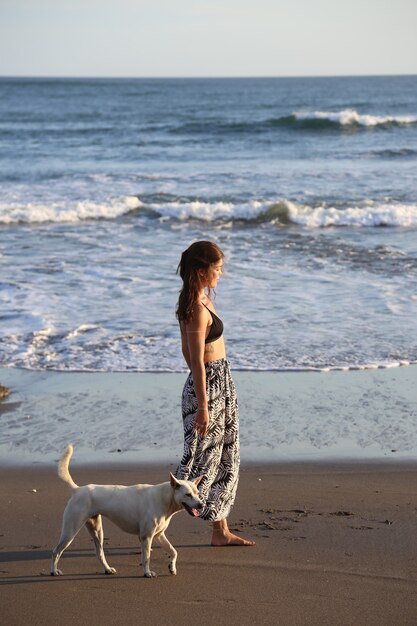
0,0,416,78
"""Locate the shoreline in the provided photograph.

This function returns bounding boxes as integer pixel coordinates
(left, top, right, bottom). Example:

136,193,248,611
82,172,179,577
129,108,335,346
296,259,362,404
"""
1,365,416,466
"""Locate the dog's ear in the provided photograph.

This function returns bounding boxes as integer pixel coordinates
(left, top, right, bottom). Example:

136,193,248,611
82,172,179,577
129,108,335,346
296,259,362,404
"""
193,475,205,487
170,472,181,489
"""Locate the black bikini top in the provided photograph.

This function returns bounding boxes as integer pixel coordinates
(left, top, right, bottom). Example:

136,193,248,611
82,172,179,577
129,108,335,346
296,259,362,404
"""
202,303,224,344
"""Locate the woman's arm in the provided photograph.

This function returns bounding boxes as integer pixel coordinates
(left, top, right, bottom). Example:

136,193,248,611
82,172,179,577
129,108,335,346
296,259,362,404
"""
185,304,210,437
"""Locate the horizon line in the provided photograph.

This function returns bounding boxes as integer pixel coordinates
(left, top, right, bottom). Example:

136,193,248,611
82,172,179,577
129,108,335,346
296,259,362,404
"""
0,72,416,81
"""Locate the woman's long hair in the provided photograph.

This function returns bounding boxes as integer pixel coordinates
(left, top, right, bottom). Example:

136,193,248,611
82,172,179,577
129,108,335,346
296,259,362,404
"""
176,241,224,323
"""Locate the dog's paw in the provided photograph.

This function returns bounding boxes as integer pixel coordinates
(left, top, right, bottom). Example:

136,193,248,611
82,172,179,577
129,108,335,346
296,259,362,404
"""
105,567,117,575
169,565,177,576
51,569,63,576
144,570,157,578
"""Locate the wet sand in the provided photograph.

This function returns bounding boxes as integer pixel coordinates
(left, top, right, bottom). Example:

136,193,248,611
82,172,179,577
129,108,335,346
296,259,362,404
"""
0,365,416,465
1,461,417,626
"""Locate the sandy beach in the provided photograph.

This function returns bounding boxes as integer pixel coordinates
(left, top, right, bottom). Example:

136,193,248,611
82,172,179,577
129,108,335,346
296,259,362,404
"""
1,461,417,626
1,366,417,624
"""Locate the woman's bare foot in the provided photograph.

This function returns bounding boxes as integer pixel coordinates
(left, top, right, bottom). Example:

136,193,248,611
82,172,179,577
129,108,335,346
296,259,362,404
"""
211,519,255,546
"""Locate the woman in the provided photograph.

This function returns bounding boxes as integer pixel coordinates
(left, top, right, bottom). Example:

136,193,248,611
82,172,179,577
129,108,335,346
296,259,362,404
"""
175,240,254,546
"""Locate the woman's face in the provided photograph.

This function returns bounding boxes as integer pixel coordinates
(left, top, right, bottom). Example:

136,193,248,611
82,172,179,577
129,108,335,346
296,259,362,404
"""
205,260,224,289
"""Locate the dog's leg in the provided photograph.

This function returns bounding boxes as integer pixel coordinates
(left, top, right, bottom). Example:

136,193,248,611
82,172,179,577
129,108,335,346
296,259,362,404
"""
155,531,178,576
85,515,117,575
51,502,88,575
51,522,84,576
51,534,76,576
140,533,156,578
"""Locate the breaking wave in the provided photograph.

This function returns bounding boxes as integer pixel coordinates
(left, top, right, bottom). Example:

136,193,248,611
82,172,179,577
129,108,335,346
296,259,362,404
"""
278,201,417,228
2,195,417,228
172,110,417,135
285,109,417,129
142,197,417,228
0,196,142,224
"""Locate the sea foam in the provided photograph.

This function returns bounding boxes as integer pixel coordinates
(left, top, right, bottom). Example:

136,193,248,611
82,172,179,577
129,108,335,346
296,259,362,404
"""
2,194,416,228
147,199,265,222
146,198,417,228
0,196,141,224
284,202,417,227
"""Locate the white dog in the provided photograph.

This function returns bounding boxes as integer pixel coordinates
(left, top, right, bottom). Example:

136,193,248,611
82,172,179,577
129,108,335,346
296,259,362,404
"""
51,445,203,578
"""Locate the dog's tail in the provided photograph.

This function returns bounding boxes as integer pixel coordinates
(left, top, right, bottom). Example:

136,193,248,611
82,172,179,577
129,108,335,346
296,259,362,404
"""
58,444,78,491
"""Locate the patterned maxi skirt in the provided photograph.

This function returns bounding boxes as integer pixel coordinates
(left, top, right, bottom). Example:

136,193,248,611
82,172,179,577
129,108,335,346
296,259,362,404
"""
176,358,240,522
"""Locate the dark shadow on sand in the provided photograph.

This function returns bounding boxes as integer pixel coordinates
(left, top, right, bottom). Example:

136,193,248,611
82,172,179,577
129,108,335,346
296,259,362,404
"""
0,571,173,586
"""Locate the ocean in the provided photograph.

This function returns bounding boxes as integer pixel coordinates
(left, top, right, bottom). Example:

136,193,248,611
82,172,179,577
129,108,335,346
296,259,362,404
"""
1,75,417,373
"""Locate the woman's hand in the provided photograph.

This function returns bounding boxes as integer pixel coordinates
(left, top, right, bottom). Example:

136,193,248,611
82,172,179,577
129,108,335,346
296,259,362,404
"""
194,407,209,437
